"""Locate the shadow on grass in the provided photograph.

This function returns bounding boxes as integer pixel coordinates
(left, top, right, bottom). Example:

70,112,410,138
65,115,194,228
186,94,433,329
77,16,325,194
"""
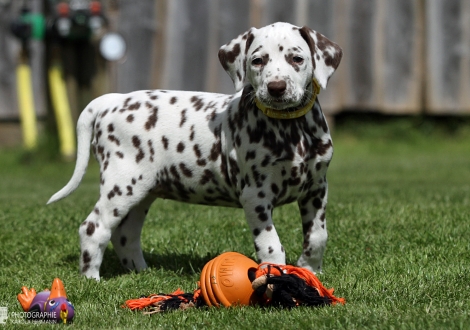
61,248,219,279
143,251,218,273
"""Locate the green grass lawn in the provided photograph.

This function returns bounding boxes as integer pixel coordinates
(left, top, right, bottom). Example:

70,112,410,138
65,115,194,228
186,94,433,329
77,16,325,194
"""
0,117,469,329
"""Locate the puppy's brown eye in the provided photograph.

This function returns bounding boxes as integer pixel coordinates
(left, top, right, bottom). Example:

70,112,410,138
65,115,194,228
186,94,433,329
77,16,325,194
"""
252,58,263,66
293,56,304,63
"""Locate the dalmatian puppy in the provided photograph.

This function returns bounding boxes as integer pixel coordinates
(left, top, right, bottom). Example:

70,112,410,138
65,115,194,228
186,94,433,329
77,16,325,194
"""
48,22,342,280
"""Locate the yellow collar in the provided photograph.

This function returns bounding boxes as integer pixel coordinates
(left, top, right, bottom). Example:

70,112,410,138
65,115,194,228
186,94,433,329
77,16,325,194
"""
255,79,320,119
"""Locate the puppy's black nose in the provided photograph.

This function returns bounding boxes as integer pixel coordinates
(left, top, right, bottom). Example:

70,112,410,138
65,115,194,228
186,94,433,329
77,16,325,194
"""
267,80,287,98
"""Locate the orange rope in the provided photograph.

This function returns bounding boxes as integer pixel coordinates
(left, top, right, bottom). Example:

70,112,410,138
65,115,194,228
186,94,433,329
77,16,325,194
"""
124,288,186,310
193,288,201,301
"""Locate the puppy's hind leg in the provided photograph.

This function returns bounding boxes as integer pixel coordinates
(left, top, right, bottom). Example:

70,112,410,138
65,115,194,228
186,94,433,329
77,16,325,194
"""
111,194,156,272
79,164,155,280
79,203,115,280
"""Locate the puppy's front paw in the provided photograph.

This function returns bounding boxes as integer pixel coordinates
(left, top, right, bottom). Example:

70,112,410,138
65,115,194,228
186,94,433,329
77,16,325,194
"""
297,254,322,274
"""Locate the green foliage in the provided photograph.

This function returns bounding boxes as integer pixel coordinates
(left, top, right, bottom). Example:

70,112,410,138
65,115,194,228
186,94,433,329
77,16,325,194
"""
0,118,469,329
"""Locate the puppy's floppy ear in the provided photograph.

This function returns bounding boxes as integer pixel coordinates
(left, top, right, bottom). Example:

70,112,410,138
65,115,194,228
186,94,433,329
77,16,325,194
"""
218,28,256,92
299,26,342,89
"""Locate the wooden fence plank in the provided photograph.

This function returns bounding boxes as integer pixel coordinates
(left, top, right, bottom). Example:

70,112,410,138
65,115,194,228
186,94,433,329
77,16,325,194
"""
161,0,211,92
380,0,421,113
116,0,157,93
426,0,470,113
460,0,470,111
342,0,377,109
258,0,297,26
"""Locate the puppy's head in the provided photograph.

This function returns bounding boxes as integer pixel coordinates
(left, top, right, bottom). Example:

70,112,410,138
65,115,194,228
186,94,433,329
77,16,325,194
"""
219,22,342,111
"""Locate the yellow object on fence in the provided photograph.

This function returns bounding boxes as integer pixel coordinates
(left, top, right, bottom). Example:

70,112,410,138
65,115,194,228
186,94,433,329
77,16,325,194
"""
16,63,38,150
48,65,76,159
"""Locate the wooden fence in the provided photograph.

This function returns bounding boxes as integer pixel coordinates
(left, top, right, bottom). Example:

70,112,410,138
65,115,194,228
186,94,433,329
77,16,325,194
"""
0,0,469,130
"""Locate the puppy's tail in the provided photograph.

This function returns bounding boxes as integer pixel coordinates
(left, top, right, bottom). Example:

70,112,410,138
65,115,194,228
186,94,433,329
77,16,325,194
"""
47,95,114,204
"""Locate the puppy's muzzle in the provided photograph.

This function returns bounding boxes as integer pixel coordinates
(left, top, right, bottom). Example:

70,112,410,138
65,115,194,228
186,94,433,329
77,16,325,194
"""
267,80,287,98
